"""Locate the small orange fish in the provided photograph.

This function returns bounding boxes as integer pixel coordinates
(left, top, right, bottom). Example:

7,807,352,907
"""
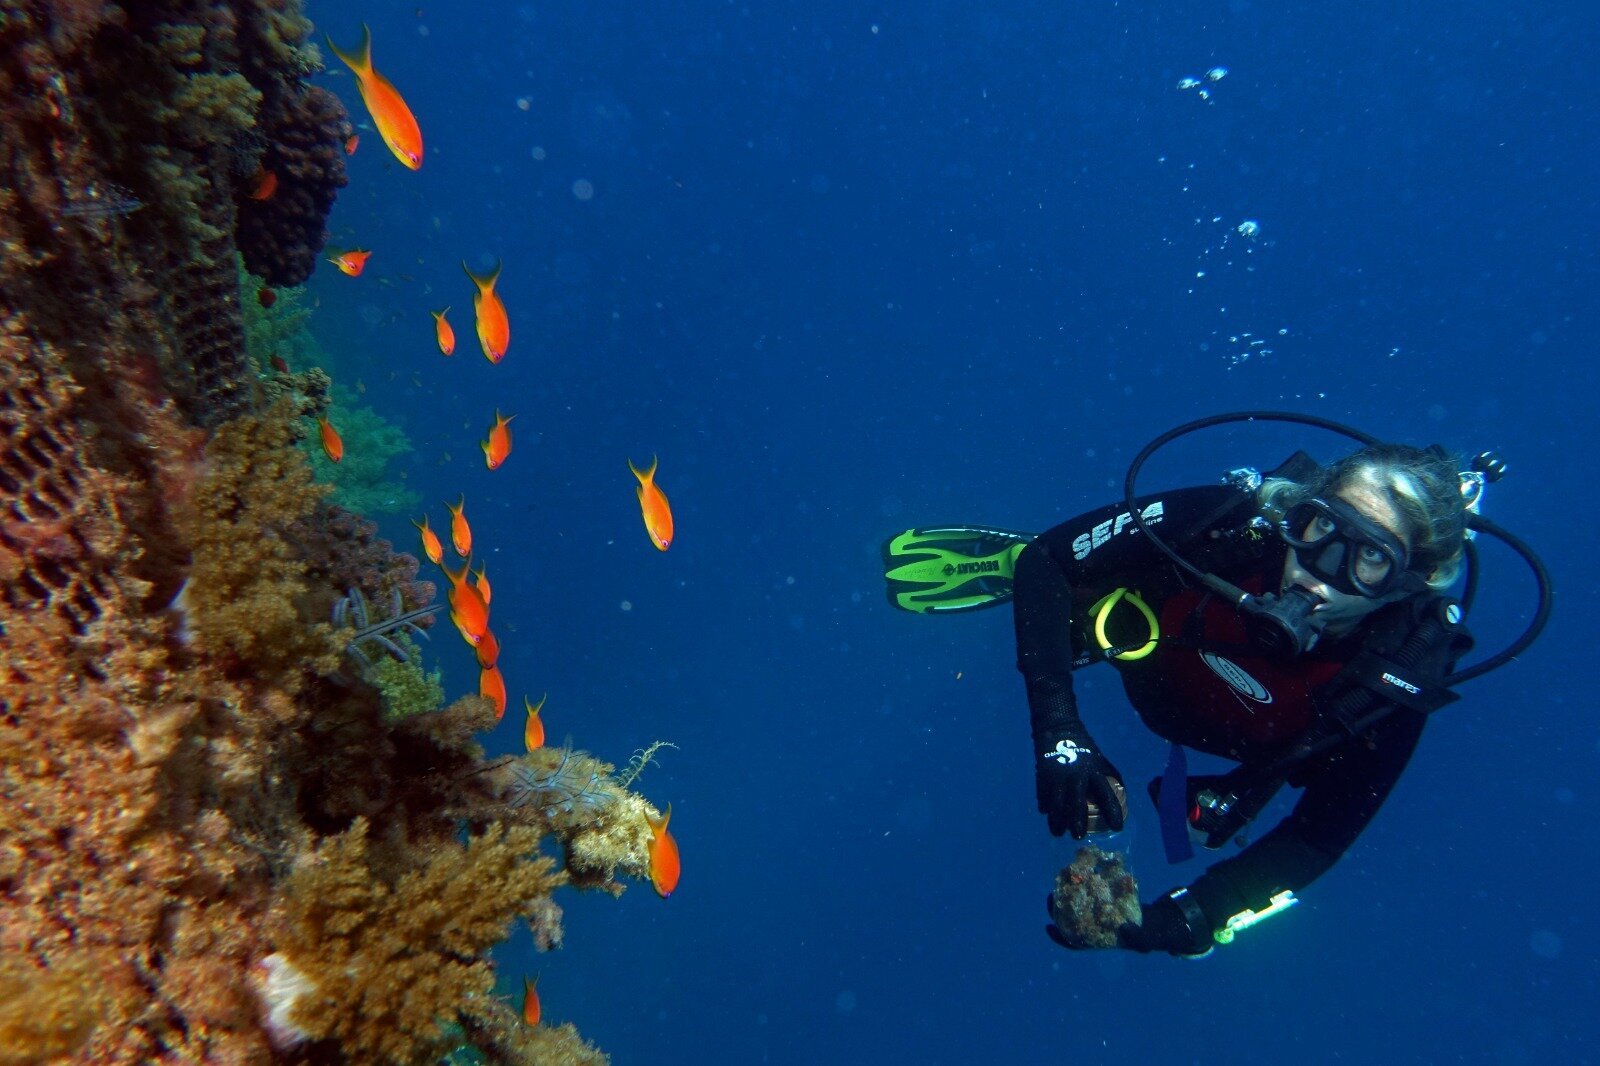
248,169,279,200
472,564,492,606
521,975,540,1027
481,411,514,470
442,558,489,646
325,25,423,169
412,515,443,566
432,307,455,356
474,627,500,669
479,663,507,720
328,249,371,276
446,495,472,556
629,456,674,551
523,694,545,752
270,354,289,374
258,287,277,308
345,133,360,155
318,417,343,463
646,803,680,899
462,259,510,363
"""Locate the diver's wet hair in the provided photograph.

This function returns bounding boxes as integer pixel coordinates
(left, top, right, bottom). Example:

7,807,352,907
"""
1260,444,1468,589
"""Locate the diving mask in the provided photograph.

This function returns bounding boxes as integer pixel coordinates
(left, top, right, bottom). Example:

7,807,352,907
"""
1278,496,1425,599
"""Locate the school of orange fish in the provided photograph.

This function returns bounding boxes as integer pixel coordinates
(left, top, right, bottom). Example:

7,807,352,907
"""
300,22,683,1026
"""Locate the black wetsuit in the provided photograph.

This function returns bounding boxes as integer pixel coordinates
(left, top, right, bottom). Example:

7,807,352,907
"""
1014,485,1473,935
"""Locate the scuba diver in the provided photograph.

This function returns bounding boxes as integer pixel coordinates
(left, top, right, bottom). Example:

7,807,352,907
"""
882,413,1550,957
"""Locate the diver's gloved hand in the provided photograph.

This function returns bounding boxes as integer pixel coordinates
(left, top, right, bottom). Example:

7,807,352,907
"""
1033,728,1126,839
1044,890,1212,957
1114,892,1214,957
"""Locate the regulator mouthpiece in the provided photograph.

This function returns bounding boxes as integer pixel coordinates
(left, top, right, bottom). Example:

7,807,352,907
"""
1242,585,1324,659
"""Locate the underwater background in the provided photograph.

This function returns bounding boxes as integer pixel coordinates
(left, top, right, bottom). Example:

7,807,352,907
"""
314,0,1595,1060
302,0,1594,1059
1,0,1594,1062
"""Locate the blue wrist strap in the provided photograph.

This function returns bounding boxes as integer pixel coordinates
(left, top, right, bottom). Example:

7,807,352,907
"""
1157,741,1196,864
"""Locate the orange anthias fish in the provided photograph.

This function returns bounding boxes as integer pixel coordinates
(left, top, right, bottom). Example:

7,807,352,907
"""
442,559,489,646
471,564,492,606
521,975,540,1027
328,249,371,276
325,25,423,170
462,259,509,363
345,133,360,155
523,694,545,752
432,307,455,356
629,456,674,551
412,515,443,566
446,495,472,556
481,411,514,470
258,287,277,308
646,804,680,899
479,663,507,720
474,628,500,669
248,169,278,200
318,417,343,463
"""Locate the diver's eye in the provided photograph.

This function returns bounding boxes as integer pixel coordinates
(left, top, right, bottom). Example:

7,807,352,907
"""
1353,544,1394,586
1307,515,1337,540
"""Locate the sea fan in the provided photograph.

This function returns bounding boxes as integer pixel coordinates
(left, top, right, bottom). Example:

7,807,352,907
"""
332,586,437,676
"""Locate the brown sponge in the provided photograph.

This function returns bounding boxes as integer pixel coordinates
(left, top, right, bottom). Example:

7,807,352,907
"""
236,84,351,287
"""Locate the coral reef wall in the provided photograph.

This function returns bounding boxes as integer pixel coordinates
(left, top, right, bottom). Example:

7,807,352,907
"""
0,4,649,1063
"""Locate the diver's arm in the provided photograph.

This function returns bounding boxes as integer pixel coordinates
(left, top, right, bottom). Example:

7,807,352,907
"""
1014,486,1243,838
1180,707,1428,945
1013,533,1128,837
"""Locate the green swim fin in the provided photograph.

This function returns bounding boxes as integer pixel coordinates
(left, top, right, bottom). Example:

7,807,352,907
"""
882,526,1037,614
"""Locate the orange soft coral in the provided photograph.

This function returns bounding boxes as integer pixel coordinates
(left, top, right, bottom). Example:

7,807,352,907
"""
267,817,568,1061
174,398,341,689
0,954,101,1065
0,601,282,1064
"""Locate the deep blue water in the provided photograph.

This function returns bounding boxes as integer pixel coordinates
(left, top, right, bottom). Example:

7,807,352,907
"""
306,2,1595,1061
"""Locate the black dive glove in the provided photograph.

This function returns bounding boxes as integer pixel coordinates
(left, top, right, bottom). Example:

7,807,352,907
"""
1033,727,1127,839
1113,892,1214,956
1046,889,1214,958
1026,676,1126,839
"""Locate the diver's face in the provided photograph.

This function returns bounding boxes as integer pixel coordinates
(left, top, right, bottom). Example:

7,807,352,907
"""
1280,484,1413,635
